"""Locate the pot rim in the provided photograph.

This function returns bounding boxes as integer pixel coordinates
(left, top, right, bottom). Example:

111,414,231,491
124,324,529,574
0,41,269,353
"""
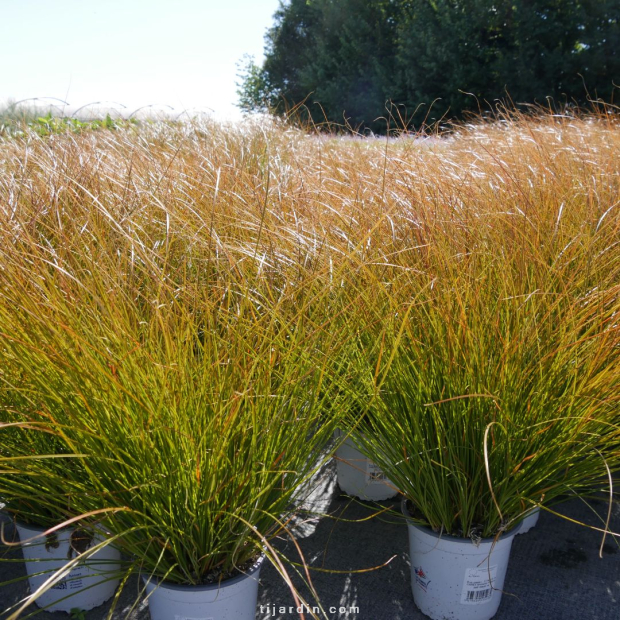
401,498,522,544
141,553,265,592
14,519,113,537
14,520,72,534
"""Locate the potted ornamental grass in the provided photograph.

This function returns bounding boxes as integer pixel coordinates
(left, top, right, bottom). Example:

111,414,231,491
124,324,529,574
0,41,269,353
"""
0,129,355,619
327,322,398,501
334,422,398,502
0,368,123,614
0,256,351,620
345,253,620,620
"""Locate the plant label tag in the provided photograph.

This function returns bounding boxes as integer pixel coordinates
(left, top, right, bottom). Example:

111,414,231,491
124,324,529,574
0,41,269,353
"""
460,565,497,605
52,566,87,590
365,460,388,484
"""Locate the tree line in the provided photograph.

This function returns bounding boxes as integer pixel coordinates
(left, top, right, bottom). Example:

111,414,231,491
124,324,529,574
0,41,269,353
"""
237,0,619,132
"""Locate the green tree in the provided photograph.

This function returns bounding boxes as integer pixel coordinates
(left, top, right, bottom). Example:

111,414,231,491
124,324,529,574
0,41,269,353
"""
255,0,322,116
396,0,617,123
490,0,593,104
396,0,502,123
238,0,619,132
298,0,403,132
238,0,405,132
577,0,620,102
236,55,272,113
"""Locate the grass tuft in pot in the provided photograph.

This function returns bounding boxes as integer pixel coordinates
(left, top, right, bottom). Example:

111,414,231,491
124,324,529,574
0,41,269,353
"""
342,234,620,619
0,246,351,618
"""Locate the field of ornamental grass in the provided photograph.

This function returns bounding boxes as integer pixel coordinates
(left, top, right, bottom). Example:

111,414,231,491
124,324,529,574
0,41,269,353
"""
0,109,619,616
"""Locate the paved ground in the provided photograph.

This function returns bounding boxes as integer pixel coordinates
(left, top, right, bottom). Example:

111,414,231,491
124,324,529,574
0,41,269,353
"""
1,459,619,619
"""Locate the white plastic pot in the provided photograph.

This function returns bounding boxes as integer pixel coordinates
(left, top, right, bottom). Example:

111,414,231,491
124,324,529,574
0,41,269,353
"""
143,555,264,620
334,430,397,501
15,521,121,613
517,507,540,534
402,500,522,620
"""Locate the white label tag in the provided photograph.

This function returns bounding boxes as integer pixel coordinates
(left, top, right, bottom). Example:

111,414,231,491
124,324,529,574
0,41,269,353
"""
460,565,497,605
365,460,388,484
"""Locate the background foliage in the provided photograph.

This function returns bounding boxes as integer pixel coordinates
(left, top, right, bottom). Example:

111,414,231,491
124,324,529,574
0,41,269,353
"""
238,0,619,132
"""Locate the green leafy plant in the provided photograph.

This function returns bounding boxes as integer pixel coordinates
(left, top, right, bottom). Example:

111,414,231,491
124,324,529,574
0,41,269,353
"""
70,607,87,620
0,103,137,138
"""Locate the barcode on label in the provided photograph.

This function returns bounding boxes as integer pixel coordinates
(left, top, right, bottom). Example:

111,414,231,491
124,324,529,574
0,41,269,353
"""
51,581,67,590
460,565,497,605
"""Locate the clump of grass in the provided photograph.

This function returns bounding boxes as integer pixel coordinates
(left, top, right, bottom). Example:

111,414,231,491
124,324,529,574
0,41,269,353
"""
0,267,347,584
0,137,352,617
345,253,620,538
330,111,620,538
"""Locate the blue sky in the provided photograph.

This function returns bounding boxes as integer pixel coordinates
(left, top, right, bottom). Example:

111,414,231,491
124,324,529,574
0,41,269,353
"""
0,0,281,119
